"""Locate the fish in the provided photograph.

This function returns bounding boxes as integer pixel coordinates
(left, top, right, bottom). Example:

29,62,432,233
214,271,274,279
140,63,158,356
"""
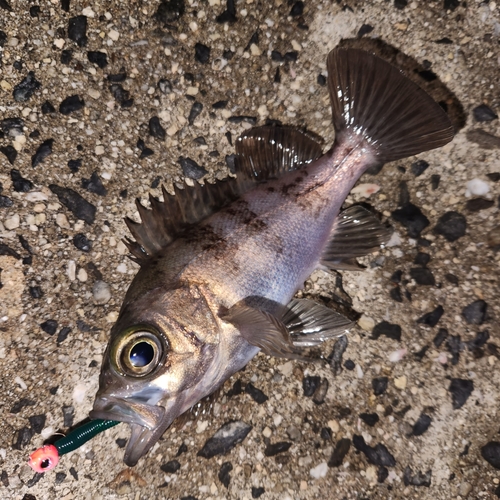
90,48,454,466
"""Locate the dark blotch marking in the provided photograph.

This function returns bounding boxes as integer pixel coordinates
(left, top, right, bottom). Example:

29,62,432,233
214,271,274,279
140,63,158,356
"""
281,182,297,196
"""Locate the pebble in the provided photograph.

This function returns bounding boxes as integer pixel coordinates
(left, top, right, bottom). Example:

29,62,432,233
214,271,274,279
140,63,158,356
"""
87,51,108,69
312,378,329,405
4,214,20,230
481,442,500,469
40,319,58,335
411,160,429,177
344,359,355,370
434,211,467,242
67,260,76,281
403,466,432,487
309,462,328,479
264,441,292,457
57,326,72,344
77,268,88,282
216,0,237,23
371,321,402,341
49,184,96,224
55,213,70,229
55,472,66,484
328,438,351,467
59,95,85,115
358,315,375,331
73,233,92,252
473,104,498,122
0,145,17,164
178,156,208,179
108,29,119,41
302,375,320,397
195,43,210,63
110,84,133,107
350,183,380,197
12,427,34,449
218,461,232,488
153,0,186,24
93,281,111,304
149,116,166,140
414,252,430,266
391,203,429,238
416,305,444,327
11,169,33,192
449,378,474,409
446,335,462,365
359,412,379,427
188,102,203,125
467,129,500,149
197,421,252,458
394,375,407,390
466,197,494,211
352,435,396,466
82,172,107,196
158,78,172,94
29,414,46,433
411,413,432,436
160,459,181,473
245,382,268,404
466,178,490,196
462,299,487,324
372,377,388,396
61,49,73,64
13,72,41,102
41,101,56,114
62,405,75,427
251,486,265,498
68,159,82,172
410,267,435,286
68,15,88,46
286,425,301,441
329,335,348,376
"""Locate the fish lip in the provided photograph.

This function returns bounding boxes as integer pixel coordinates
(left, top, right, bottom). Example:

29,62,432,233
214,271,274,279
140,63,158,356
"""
90,395,166,430
90,395,168,466
123,423,159,467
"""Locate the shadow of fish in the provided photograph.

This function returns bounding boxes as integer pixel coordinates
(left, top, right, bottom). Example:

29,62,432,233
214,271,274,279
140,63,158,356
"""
90,48,454,466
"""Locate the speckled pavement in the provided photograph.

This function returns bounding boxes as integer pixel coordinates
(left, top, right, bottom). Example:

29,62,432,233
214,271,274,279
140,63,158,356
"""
1,1,499,499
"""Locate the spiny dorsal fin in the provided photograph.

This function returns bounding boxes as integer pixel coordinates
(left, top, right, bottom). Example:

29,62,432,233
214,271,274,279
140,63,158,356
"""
125,126,324,264
320,205,392,271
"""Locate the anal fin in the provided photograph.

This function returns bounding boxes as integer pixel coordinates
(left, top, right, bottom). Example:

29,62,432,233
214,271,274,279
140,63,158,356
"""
220,298,352,360
321,205,392,271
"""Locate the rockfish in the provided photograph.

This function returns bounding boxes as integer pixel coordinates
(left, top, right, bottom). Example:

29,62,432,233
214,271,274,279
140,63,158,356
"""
90,48,454,466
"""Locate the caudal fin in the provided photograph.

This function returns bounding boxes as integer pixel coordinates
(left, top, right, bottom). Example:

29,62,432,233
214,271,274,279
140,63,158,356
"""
327,49,454,162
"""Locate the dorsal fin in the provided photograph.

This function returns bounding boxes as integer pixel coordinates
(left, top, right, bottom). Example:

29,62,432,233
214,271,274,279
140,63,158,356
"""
235,126,324,179
125,126,324,264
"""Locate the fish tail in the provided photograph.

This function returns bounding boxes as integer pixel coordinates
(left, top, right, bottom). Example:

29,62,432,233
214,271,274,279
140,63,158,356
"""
327,49,454,162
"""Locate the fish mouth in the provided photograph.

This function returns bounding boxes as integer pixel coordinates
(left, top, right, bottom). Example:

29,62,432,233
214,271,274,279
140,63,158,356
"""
90,396,167,466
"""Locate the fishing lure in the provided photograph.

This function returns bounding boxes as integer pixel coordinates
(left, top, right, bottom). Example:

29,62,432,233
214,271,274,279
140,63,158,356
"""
28,419,119,472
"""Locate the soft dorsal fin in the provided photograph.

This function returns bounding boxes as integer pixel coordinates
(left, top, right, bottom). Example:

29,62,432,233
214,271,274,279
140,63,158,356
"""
125,127,324,264
235,126,324,179
320,205,392,270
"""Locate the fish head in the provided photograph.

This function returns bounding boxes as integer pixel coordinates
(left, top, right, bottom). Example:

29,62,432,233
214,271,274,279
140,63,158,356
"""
90,283,220,466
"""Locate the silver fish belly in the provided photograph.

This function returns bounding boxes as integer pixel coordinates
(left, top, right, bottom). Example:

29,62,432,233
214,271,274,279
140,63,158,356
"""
90,48,454,466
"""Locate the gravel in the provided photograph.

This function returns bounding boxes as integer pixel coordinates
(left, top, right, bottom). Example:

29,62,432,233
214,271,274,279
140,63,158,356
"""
1,1,499,499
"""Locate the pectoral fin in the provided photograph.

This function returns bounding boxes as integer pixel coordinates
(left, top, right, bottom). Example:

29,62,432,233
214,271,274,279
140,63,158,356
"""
221,298,352,360
321,205,392,271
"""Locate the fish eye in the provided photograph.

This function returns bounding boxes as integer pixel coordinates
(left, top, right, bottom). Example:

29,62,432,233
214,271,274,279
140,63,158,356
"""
111,326,165,377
